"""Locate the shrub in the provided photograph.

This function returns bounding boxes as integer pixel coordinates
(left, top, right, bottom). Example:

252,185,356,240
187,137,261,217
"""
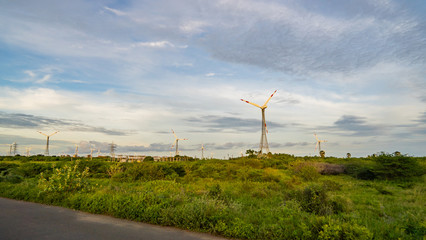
373,154,424,180
17,163,53,178
321,180,342,191
107,162,124,178
262,168,283,182
0,163,19,172
75,160,110,177
296,184,332,215
319,220,372,240
38,161,92,193
293,162,321,181
0,171,23,183
123,163,165,181
208,183,222,199
329,195,353,214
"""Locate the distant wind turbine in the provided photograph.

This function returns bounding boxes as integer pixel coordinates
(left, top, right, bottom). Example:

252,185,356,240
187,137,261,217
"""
171,129,187,156
73,144,79,158
314,132,327,156
200,144,206,159
37,131,59,156
241,90,277,155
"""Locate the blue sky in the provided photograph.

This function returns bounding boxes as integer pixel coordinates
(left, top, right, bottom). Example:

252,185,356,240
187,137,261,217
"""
1,0,425,158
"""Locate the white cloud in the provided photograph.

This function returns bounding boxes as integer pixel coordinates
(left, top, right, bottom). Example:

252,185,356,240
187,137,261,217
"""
104,6,127,16
24,70,36,78
132,41,175,48
36,74,51,84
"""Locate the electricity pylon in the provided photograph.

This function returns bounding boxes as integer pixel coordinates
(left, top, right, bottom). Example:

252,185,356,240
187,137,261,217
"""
37,131,59,156
26,147,32,157
109,142,117,160
12,142,17,156
241,90,277,155
171,129,187,156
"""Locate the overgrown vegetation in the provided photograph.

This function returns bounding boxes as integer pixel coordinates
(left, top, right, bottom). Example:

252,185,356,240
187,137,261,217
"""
0,153,425,239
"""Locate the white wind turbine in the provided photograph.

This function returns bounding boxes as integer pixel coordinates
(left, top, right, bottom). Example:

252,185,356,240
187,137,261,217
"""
171,129,188,156
314,132,327,155
201,144,205,159
241,90,277,155
37,131,59,156
73,144,79,158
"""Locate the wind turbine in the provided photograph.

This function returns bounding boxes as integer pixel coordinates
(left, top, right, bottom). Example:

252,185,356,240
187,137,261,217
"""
171,129,187,156
314,132,327,156
73,144,79,158
37,131,59,156
88,143,96,160
201,144,205,159
241,90,277,155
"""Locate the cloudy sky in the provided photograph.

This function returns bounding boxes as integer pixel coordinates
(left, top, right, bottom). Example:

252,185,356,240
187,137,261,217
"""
1,0,425,158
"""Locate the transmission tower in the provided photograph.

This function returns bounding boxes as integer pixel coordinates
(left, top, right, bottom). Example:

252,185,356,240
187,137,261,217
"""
109,142,117,160
12,142,17,156
26,147,32,157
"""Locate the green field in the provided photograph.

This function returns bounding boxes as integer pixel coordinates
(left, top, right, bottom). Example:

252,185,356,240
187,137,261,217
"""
0,153,425,239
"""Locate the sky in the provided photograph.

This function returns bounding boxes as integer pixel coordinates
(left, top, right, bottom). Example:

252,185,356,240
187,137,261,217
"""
0,0,425,158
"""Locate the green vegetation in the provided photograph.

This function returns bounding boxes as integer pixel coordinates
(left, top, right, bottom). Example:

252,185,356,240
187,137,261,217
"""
0,153,425,239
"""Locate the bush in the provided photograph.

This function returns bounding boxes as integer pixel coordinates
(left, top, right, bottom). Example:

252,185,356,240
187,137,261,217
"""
0,171,23,183
0,163,19,172
319,220,372,240
293,162,321,181
38,161,92,193
17,163,53,178
296,184,332,215
373,154,424,180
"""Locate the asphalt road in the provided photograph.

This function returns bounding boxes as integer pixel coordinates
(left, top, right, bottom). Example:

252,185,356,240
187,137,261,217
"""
0,197,229,240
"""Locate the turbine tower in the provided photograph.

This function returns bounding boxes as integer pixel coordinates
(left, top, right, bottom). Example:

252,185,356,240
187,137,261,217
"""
201,144,205,159
171,129,187,156
73,144,79,158
241,90,277,155
314,132,327,155
37,131,59,156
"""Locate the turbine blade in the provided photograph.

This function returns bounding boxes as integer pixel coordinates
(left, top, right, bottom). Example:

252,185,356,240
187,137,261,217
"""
171,129,177,139
315,142,318,150
262,90,277,107
314,132,319,141
265,122,268,133
171,139,177,148
240,99,262,108
49,131,59,137
37,131,48,137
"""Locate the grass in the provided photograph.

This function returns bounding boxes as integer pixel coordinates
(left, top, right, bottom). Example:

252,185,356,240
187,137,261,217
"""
0,154,425,239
